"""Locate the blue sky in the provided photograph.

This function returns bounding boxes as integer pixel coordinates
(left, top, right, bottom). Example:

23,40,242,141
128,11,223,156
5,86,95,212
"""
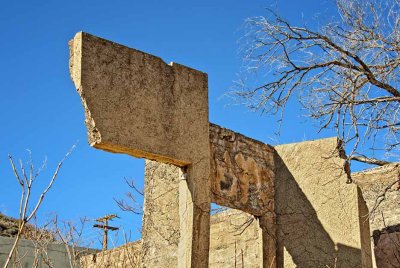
1,0,341,248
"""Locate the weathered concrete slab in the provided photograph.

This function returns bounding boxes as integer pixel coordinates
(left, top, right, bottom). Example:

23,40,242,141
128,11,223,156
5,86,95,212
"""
69,32,208,167
69,32,210,268
274,138,372,268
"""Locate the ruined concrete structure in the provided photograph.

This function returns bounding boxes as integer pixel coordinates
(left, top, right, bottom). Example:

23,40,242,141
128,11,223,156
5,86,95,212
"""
81,209,262,268
138,136,372,268
70,32,377,267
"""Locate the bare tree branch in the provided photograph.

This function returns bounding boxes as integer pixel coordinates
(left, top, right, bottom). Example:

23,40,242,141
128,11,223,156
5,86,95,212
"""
349,155,392,166
237,0,400,165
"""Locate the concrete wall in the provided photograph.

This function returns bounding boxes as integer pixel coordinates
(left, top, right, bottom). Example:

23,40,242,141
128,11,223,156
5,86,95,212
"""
275,138,372,267
140,137,373,267
140,159,267,268
0,236,96,268
353,164,400,268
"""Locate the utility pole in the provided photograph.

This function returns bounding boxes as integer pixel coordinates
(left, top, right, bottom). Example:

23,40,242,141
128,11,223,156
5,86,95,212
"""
93,214,119,250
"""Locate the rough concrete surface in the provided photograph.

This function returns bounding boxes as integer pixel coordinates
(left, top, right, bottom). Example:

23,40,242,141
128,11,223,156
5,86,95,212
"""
142,121,279,267
275,138,372,268
141,160,180,267
69,32,209,167
142,122,279,267
69,32,211,268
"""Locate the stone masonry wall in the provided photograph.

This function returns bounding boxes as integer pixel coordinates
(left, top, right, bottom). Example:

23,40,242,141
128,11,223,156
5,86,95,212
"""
209,123,275,216
209,209,261,267
80,241,140,268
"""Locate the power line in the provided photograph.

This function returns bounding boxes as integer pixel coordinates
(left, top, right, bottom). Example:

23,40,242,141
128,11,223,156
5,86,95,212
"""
93,214,119,250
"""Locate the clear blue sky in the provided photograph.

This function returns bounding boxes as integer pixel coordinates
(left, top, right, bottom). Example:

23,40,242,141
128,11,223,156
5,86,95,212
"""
1,0,340,248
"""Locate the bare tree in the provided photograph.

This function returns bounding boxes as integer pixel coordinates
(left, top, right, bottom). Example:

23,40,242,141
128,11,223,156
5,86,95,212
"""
237,0,400,164
4,147,74,268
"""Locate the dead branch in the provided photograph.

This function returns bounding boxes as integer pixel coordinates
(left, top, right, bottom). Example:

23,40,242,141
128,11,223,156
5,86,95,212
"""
349,155,392,166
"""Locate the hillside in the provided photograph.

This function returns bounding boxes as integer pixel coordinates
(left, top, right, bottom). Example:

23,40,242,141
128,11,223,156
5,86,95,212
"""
0,213,54,241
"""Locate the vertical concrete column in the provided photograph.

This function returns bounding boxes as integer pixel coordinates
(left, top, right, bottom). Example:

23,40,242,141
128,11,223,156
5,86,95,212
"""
259,215,277,268
179,164,210,268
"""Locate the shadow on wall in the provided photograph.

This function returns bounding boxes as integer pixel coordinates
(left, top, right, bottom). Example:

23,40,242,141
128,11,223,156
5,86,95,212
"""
273,144,371,268
373,224,400,268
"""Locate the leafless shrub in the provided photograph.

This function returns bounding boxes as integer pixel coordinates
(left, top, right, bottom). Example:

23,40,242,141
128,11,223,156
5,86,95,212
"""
30,216,56,268
4,146,74,268
54,216,95,268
